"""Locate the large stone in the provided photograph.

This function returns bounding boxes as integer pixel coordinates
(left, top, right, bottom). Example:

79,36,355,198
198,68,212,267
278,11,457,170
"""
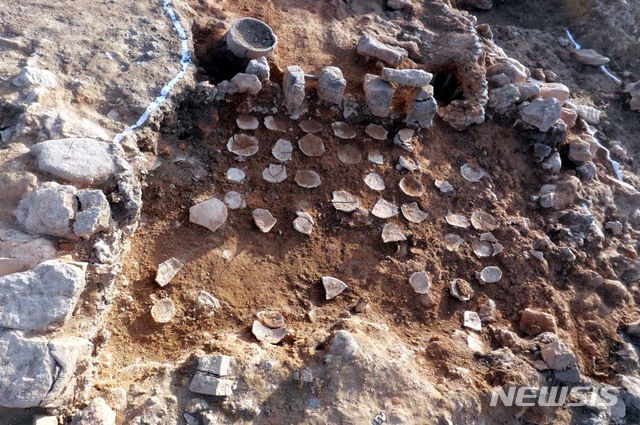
514,82,541,102
190,374,234,397
73,189,111,238
41,110,110,141
31,138,126,187
189,198,228,233
317,66,346,104
14,183,78,238
626,80,640,112
541,340,577,371
77,397,116,425
520,98,562,132
486,58,528,84
357,35,408,66
230,73,262,95
519,308,557,336
42,337,93,407
0,331,55,408
283,65,305,119
538,177,581,210
405,87,437,127
246,56,270,81
12,66,57,89
364,74,394,118
488,84,520,110
381,68,433,87
567,138,596,163
0,260,86,330
540,83,570,104
571,49,610,66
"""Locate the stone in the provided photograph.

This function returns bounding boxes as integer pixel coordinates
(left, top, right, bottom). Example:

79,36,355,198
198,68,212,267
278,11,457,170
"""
520,308,557,336
486,58,528,84
12,66,57,89
197,355,232,377
155,257,184,287
151,298,176,323
262,164,287,183
293,212,314,235
394,128,415,151
460,163,486,182
381,223,406,243
514,82,540,102
253,209,277,232
364,74,394,118
73,189,111,238
77,397,116,425
283,65,306,119
541,152,562,173
0,258,31,278
576,161,597,181
626,80,640,111
364,172,385,191
470,211,498,231
488,84,520,110
43,336,93,406
0,261,85,331
520,98,562,132
387,0,412,9
331,191,359,212
371,198,399,219
571,49,610,66
356,35,408,66
405,87,437,127
227,134,259,156
0,331,54,408
605,221,623,236
14,183,77,238
401,202,428,223
271,139,293,162
540,83,570,104
295,170,321,188
463,311,482,331
381,68,433,87
568,138,596,163
42,109,110,141
479,299,496,322
575,105,601,124
189,198,228,233
409,271,430,294
331,121,356,139
538,177,581,210
317,66,346,104
226,167,246,182
245,56,270,81
298,134,325,157
365,124,388,140
230,73,262,95
31,138,125,187
541,340,577,370
322,276,348,300
477,266,502,284
533,143,552,162
34,416,58,425
190,374,234,397
236,114,259,130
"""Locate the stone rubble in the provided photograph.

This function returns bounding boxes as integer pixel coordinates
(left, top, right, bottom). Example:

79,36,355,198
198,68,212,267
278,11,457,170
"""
381,68,433,87
356,34,408,66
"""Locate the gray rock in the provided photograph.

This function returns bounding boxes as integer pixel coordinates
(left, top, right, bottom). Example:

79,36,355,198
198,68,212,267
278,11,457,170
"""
356,35,408,66
381,68,432,87
619,374,640,412
73,190,111,238
14,183,78,238
41,110,110,141
317,66,346,105
520,98,562,132
541,152,562,173
488,84,520,110
364,74,394,118
31,138,127,187
327,330,359,362
0,331,55,408
626,81,640,111
387,0,411,9
520,308,557,336
42,337,93,407
568,138,596,163
514,82,541,102
246,56,270,81
283,65,306,119
230,73,262,95
486,58,528,84
0,261,86,331
197,355,232,377
77,397,116,425
605,221,623,236
490,73,512,87
12,66,57,89
571,49,610,66
577,161,597,181
405,87,437,127
575,105,601,124
34,416,58,425
541,340,577,370
190,374,234,397
533,143,552,162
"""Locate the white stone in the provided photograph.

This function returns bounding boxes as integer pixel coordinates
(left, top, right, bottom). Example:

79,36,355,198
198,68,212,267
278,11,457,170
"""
0,260,86,331
226,168,246,183
318,66,346,104
520,98,563,132
401,202,428,223
381,68,433,87
189,198,228,233
460,163,486,182
364,74,394,118
283,65,306,118
409,272,430,294
382,223,406,243
541,340,577,370
151,298,176,323
463,311,482,331
356,35,408,66
322,276,348,300
12,66,57,89
155,257,184,287
435,180,454,193
246,56,270,81
371,198,399,219
14,183,77,238
364,172,385,191
73,189,111,238
197,355,232,376
231,73,262,95
271,139,293,162
77,397,116,425
262,164,287,183
253,209,277,232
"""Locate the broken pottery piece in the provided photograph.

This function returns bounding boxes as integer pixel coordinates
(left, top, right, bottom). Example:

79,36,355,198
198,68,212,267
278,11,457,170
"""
371,198,399,219
401,202,428,223
155,257,184,287
262,164,287,183
368,150,384,165
381,223,406,243
151,298,176,323
299,119,323,133
236,115,259,130
365,124,388,140
470,211,498,231
337,144,363,164
293,211,314,235
444,233,463,251
409,271,430,294
450,278,474,301
227,134,259,157
298,134,326,157
446,213,470,228
331,122,356,139
264,116,288,132
256,310,286,329
190,198,228,233
397,156,419,172
252,320,286,344
224,191,245,210
295,170,321,188
394,129,415,152
460,163,486,182
399,176,425,197
477,266,502,284
253,208,277,232
322,276,348,300
472,240,493,258
331,190,359,212
272,139,293,162
463,311,482,331
435,180,454,193
364,172,385,191
226,167,246,183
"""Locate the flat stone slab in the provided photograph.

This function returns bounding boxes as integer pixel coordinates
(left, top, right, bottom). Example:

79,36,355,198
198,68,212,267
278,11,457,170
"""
0,260,86,331
381,68,433,87
31,138,127,187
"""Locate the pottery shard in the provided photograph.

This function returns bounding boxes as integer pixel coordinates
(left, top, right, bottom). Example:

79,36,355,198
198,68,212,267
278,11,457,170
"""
322,276,347,300
371,198,399,219
381,223,406,243
151,298,176,323
252,320,286,344
295,170,321,188
227,134,259,156
298,134,325,157
155,257,184,287
253,209,277,233
356,35,408,66
364,74,394,118
190,198,228,233
332,191,359,212
409,271,430,294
